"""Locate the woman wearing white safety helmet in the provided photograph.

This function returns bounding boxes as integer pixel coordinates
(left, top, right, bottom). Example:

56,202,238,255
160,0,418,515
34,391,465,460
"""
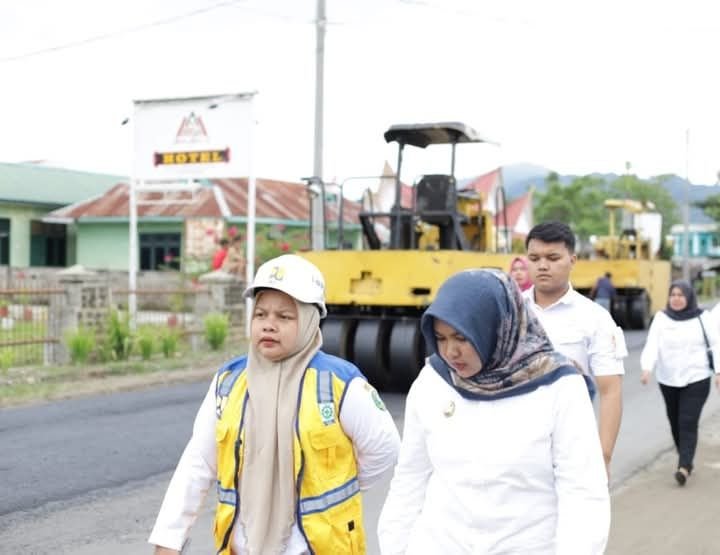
150,254,400,555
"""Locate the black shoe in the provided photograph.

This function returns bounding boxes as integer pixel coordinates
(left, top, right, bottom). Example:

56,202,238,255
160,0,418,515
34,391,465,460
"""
675,468,688,486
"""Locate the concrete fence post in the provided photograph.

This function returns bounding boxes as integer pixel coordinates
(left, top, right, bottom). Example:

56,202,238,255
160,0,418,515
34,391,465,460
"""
51,265,99,365
196,270,239,351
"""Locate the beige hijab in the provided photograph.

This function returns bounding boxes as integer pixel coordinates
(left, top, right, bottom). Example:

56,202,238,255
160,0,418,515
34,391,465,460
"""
239,294,322,555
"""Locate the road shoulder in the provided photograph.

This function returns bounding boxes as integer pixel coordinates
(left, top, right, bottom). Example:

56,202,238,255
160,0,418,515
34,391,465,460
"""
606,408,720,554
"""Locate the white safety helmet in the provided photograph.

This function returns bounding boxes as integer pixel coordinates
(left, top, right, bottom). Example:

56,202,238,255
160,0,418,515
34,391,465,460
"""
243,254,327,318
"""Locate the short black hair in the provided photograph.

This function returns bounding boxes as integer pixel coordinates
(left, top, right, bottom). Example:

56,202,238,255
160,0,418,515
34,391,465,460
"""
219,238,229,246
525,221,575,253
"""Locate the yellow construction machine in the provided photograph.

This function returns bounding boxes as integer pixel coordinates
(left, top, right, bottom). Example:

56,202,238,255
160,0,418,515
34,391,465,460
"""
300,122,517,390
299,124,671,390
571,198,670,329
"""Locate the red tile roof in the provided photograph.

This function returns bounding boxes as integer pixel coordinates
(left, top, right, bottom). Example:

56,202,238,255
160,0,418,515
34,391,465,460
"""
46,178,361,224
462,168,501,194
495,190,532,229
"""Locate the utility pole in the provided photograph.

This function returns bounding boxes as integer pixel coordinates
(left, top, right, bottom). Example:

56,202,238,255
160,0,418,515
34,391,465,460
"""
683,128,691,281
310,0,326,250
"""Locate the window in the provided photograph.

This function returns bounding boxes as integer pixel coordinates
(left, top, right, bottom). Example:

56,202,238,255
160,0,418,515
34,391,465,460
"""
0,219,8,265
30,221,66,267
139,233,181,270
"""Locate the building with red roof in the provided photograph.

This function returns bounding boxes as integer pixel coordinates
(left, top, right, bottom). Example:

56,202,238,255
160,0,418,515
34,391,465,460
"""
44,178,361,271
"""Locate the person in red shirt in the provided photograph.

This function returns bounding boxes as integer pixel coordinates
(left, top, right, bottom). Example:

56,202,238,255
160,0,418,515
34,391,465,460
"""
212,238,229,270
222,236,246,277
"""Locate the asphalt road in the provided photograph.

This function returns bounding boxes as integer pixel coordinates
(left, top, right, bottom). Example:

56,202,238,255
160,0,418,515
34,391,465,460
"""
0,382,211,517
1,329,719,554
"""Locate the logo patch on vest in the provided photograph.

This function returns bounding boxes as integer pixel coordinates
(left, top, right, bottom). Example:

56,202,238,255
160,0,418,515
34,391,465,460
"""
319,402,335,425
364,381,386,411
371,389,386,411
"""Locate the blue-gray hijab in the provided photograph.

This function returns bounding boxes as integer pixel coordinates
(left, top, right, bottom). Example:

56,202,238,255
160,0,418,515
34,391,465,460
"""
420,268,594,400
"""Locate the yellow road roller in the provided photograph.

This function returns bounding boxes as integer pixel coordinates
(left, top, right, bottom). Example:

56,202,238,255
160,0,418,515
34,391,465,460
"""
300,122,517,390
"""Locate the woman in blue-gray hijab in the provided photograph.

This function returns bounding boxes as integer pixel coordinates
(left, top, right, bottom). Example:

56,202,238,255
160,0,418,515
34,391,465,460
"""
378,268,610,555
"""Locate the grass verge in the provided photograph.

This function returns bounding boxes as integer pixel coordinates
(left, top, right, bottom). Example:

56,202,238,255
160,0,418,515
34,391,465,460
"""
0,343,246,409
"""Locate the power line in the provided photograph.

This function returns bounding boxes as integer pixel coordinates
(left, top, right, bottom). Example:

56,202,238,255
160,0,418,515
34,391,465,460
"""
0,0,246,64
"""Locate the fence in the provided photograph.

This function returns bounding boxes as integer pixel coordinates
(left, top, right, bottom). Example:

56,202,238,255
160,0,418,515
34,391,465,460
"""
0,276,64,367
0,267,245,367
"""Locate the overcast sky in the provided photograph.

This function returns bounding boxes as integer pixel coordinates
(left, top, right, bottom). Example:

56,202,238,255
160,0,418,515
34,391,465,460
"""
2,0,720,192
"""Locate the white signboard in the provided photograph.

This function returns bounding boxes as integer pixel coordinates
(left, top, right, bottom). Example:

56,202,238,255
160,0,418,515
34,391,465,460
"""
133,93,254,180
127,92,257,339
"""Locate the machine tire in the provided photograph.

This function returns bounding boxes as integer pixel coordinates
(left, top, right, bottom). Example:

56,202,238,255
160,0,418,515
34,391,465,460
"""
388,319,425,391
352,320,392,390
628,292,651,330
321,317,356,360
611,299,628,329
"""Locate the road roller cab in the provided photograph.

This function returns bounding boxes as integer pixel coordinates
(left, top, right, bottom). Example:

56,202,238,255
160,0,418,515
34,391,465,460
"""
300,122,516,391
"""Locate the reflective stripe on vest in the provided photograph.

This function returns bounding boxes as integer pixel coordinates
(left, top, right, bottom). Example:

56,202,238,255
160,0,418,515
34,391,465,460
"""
299,476,360,515
317,367,333,403
216,368,242,419
217,483,238,506
316,367,335,425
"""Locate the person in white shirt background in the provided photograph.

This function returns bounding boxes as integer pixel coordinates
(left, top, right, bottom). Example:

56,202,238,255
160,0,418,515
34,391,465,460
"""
640,280,720,486
523,221,626,478
149,254,400,555
378,268,609,555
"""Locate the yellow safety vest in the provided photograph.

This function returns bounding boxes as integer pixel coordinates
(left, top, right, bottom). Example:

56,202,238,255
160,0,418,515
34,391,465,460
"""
213,351,366,555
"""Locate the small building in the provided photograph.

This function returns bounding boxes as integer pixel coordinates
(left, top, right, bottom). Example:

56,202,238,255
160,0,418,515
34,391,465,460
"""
494,189,534,249
0,163,123,267
670,222,720,270
44,178,362,272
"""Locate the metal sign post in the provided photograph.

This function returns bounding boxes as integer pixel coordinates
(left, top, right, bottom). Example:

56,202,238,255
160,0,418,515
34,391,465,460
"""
245,98,256,338
128,178,138,329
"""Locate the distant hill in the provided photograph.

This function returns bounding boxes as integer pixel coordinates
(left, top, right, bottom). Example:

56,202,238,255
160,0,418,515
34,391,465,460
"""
497,164,719,224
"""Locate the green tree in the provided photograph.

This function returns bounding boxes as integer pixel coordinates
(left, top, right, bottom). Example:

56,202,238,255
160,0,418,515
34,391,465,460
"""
533,173,610,244
695,193,720,222
533,172,680,258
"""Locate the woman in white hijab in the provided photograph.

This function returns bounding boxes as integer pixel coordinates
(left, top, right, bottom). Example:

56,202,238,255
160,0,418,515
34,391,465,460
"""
150,254,400,555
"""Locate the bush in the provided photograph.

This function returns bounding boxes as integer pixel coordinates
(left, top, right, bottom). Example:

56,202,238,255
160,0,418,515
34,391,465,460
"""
136,325,156,361
0,349,13,372
204,312,229,350
65,326,96,364
106,310,133,361
159,327,180,359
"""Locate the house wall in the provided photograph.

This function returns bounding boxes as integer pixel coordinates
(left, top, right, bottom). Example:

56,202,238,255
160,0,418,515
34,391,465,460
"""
0,202,57,267
74,218,362,272
76,220,183,270
671,230,720,258
514,210,532,236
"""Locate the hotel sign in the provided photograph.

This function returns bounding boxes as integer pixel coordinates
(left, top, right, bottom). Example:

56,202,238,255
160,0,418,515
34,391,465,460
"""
132,93,254,180
154,149,230,166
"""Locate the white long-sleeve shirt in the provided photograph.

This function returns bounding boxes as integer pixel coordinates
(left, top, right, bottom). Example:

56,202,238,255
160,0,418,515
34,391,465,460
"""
640,310,720,387
149,375,400,553
378,365,610,555
524,285,626,377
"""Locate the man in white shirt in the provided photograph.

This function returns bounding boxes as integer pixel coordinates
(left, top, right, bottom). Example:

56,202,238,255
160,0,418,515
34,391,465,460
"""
524,221,626,476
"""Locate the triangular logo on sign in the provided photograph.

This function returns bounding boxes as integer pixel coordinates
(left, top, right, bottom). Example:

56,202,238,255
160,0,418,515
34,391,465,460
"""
176,112,208,144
